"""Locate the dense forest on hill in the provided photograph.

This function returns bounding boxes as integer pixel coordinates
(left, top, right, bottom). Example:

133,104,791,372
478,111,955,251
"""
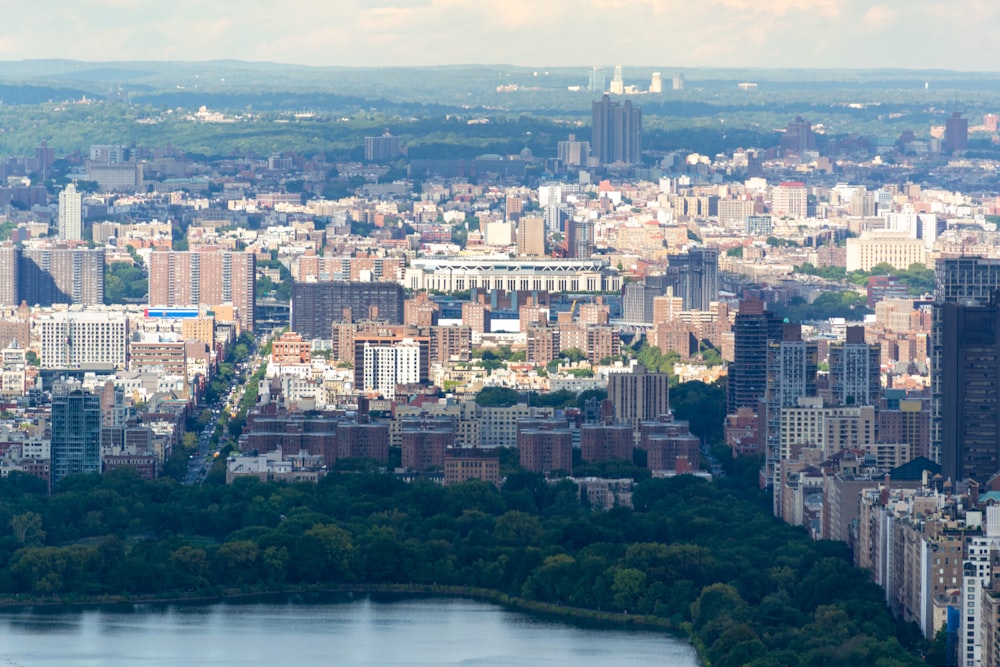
0,459,934,667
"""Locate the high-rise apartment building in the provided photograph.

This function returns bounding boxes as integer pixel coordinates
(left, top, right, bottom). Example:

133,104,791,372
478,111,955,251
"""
20,247,105,306
516,216,545,257
538,184,562,234
58,183,82,241
666,246,719,311
727,298,784,414
557,134,590,167
828,326,882,407
148,250,256,331
291,281,405,340
607,364,672,435
39,313,128,369
771,182,807,218
518,422,573,474
364,131,401,162
50,381,102,484
944,111,969,154
566,220,595,259
940,297,1000,483
0,246,18,306
765,324,818,499
780,117,816,154
591,94,642,166
361,340,421,399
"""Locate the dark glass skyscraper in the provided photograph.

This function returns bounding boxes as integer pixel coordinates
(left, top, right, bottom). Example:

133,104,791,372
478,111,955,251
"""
931,257,1000,466
727,298,784,415
940,298,1000,483
50,383,102,484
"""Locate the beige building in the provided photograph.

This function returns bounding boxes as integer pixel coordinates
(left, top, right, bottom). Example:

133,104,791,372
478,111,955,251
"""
846,231,927,272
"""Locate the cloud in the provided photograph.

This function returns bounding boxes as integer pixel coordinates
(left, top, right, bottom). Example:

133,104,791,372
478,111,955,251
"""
0,0,996,70
861,4,896,31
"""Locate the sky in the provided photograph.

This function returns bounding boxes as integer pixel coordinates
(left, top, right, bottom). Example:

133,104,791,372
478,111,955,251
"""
2,0,994,70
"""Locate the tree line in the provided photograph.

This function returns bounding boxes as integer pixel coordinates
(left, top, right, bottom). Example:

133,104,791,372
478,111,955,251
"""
0,459,934,667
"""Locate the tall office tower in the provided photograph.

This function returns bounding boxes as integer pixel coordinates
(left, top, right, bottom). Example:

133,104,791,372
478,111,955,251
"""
828,326,882,407
931,257,1000,465
566,220,595,259
666,246,719,311
727,298,784,414
672,73,684,91
591,94,642,167
649,72,662,94
148,250,256,330
780,117,816,154
0,246,18,306
19,247,105,306
945,111,969,154
940,297,1000,483
587,67,606,93
607,364,672,435
771,182,808,218
765,324,818,503
364,130,401,162
290,281,405,340
609,65,624,94
58,183,82,241
50,381,102,484
516,216,545,257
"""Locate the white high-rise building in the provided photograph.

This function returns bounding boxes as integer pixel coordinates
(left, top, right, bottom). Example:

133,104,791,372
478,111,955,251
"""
58,183,82,241
39,313,128,369
362,341,420,399
649,72,662,94
609,66,624,95
539,184,563,234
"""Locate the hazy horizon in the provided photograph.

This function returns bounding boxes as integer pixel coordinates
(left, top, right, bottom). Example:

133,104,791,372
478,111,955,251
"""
2,1,995,72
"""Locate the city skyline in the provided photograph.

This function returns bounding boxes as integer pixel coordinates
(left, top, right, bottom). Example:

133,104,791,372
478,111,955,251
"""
1,1,999,71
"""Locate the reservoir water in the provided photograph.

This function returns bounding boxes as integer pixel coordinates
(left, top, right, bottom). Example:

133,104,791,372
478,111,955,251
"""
0,594,700,666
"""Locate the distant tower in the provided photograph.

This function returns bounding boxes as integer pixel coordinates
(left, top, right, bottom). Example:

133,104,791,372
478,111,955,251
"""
591,94,642,166
672,73,685,91
945,112,969,153
780,117,815,154
649,72,662,94
58,183,82,241
587,67,606,93
609,66,624,95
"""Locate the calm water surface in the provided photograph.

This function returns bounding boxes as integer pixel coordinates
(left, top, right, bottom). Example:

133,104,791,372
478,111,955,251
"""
0,594,700,666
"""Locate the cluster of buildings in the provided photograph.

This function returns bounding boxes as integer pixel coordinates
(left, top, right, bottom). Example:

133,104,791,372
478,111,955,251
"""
12,106,1000,643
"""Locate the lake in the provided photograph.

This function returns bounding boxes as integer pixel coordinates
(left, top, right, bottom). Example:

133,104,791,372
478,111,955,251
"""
0,593,701,666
